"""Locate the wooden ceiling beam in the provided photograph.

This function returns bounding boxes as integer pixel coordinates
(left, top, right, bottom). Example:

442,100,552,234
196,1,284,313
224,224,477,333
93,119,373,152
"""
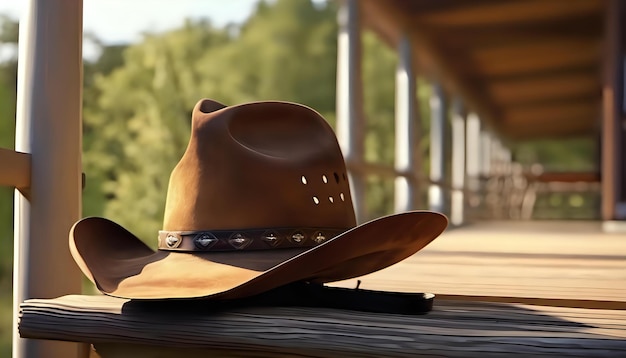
471,41,600,77
413,0,602,27
419,12,602,50
502,116,597,140
497,100,600,140
502,102,599,125
488,73,600,106
447,33,599,53
398,0,505,15
504,124,597,140
472,39,599,60
499,94,600,112
419,12,601,35
478,64,599,82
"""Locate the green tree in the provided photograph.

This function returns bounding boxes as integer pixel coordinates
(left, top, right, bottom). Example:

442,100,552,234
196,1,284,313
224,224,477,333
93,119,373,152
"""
199,0,338,119
83,19,231,240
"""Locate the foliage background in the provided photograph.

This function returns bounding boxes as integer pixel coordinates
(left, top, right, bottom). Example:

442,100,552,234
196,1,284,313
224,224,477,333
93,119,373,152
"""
0,0,597,354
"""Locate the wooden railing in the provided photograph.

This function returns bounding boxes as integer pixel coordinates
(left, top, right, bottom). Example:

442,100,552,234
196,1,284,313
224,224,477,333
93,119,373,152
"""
0,148,31,194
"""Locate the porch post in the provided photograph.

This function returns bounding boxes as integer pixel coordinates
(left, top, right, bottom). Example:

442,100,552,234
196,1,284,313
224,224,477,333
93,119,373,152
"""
465,113,481,211
480,131,492,178
12,0,85,357
479,130,492,218
601,0,622,221
450,98,466,225
428,83,446,213
394,35,417,213
336,0,366,222
602,0,626,229
499,145,513,219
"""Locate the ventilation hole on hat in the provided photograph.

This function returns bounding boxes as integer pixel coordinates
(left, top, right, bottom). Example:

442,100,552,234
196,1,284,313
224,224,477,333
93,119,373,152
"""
329,196,334,203
322,175,328,183
340,193,345,201
301,175,307,185
313,196,320,205
334,172,340,183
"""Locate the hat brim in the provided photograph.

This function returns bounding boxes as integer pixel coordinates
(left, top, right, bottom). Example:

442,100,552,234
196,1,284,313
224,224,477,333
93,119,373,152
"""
70,211,447,300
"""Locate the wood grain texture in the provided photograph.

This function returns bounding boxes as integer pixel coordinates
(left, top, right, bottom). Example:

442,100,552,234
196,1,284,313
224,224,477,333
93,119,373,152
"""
19,221,626,357
19,295,626,357
333,221,626,305
0,147,31,190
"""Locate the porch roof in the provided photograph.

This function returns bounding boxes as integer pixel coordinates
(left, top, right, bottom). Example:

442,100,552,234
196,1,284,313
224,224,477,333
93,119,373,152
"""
361,0,606,140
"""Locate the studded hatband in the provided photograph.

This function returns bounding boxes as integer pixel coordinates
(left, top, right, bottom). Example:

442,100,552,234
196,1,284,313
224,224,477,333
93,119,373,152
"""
158,227,347,252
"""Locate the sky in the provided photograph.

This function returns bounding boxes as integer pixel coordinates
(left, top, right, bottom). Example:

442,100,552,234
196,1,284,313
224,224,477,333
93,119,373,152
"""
0,0,260,44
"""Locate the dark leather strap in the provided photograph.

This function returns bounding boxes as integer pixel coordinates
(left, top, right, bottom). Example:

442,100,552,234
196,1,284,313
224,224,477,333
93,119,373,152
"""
158,227,347,252
127,282,434,315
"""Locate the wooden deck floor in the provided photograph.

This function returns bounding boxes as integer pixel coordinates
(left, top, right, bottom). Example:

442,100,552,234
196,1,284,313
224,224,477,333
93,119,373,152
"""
332,220,626,308
19,220,626,357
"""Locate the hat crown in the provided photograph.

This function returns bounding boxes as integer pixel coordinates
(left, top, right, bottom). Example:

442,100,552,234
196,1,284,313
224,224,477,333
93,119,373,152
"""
162,99,357,232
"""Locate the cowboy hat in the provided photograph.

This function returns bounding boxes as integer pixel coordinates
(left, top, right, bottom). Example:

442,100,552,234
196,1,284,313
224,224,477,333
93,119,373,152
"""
70,99,447,300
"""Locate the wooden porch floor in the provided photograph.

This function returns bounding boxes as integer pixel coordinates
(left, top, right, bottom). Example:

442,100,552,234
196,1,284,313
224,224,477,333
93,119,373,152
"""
19,220,626,357
333,220,626,308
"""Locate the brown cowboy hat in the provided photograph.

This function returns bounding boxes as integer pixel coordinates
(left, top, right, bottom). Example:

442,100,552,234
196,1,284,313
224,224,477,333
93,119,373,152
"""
70,99,447,300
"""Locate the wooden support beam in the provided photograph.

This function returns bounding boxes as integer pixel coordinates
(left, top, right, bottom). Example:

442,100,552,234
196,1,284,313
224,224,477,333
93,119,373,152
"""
601,0,626,221
0,148,31,192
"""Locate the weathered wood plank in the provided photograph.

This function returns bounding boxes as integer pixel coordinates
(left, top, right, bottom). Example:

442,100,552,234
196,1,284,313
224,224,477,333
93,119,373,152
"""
0,147,31,190
19,295,626,357
19,222,626,356
333,221,626,305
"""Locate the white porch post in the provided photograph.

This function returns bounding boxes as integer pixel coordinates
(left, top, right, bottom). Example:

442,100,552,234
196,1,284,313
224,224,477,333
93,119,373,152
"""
336,0,366,222
394,35,417,213
480,131,492,177
465,113,481,210
12,0,85,357
428,83,446,213
450,98,466,226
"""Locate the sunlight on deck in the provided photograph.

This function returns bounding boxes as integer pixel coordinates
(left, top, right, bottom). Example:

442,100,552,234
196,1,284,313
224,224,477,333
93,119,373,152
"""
333,221,626,306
